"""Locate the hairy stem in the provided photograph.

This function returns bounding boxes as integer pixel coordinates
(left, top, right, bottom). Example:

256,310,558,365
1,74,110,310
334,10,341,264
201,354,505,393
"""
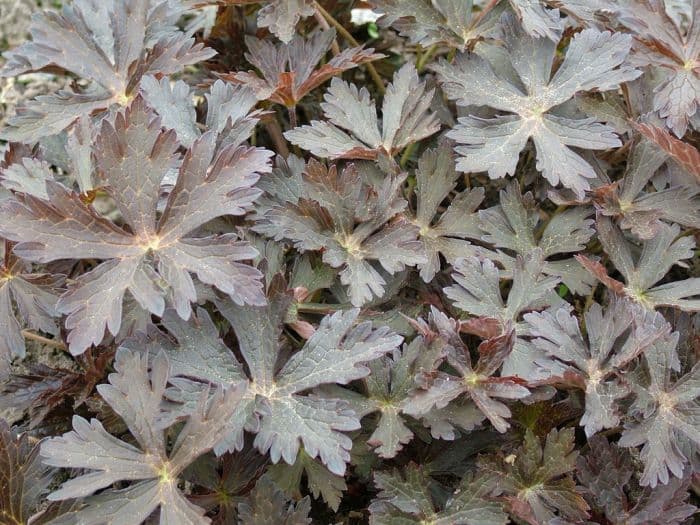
313,1,385,95
22,330,67,351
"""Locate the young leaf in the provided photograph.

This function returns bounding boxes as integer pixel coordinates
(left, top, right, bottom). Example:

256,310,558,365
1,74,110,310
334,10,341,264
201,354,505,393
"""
444,251,561,379
434,14,640,196
40,347,247,523
619,331,700,487
479,428,590,523
403,307,530,434
223,30,383,107
255,160,426,306
369,464,507,525
285,63,440,160
525,298,670,436
577,216,700,311
0,97,272,354
0,0,215,142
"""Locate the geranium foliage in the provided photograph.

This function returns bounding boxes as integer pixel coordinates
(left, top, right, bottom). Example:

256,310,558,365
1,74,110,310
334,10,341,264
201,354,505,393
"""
0,1,698,523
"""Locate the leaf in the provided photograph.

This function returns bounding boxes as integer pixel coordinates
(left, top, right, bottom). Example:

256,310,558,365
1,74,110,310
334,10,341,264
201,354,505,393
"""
40,347,247,523
223,30,383,107
479,428,590,523
285,63,440,160
255,160,426,306
444,250,561,379
578,216,700,311
257,0,315,43
612,1,700,137
150,287,402,475
237,475,311,524
266,448,347,511
141,77,264,150
619,331,700,487
0,349,113,428
433,14,640,196
477,181,596,294
0,242,60,377
370,0,506,50
0,97,271,354
525,298,670,436
634,122,700,181
369,464,507,525
404,308,529,433
577,435,697,524
509,0,563,40
0,0,215,142
318,334,444,459
410,143,485,282
592,137,700,239
0,420,56,524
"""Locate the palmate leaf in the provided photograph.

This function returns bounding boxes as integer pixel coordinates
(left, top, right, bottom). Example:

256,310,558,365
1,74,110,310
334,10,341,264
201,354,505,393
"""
254,160,426,306
317,329,449,459
141,77,265,150
433,13,640,196
285,63,440,160
409,143,485,282
444,250,561,379
266,447,347,511
0,97,272,354
479,428,590,523
222,30,383,107
237,476,311,525
577,436,697,524
184,0,314,43
610,0,700,137
525,298,670,436
369,463,507,525
619,331,700,487
0,0,215,143
0,349,113,429
404,308,530,434
370,0,507,50
577,216,700,311
477,181,596,293
144,286,402,476
592,137,700,239
0,241,60,378
40,347,247,525
0,420,56,524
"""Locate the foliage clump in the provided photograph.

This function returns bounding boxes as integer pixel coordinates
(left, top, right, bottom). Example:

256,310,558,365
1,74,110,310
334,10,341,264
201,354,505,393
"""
0,0,699,523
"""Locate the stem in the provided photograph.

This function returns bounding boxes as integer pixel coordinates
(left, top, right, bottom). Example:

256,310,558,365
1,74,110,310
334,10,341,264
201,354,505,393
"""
287,105,298,128
400,143,418,169
296,302,344,314
416,44,438,72
313,1,385,95
263,116,290,157
22,330,67,351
